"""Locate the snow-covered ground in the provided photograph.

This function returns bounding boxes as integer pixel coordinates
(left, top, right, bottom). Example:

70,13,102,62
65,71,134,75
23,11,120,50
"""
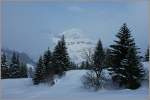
1,69,149,100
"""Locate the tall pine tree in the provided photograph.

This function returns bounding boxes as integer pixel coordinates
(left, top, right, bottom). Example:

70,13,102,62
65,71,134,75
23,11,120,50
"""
110,23,144,89
9,52,21,78
43,47,52,76
52,35,70,75
1,53,9,79
93,39,105,78
33,56,46,85
82,39,105,90
103,48,112,68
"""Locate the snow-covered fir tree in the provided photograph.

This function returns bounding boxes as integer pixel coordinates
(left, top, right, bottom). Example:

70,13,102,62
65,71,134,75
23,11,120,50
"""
103,48,112,68
33,56,46,85
52,35,70,75
110,23,144,89
1,53,9,79
9,52,21,78
9,52,28,78
43,47,52,76
120,47,144,89
83,39,105,90
93,39,105,78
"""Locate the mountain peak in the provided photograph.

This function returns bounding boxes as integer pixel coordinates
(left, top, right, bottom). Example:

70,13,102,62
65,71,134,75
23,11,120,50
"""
52,28,95,64
59,28,84,39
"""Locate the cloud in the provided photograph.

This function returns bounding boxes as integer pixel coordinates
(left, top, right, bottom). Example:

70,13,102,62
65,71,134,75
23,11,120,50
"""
67,6,84,12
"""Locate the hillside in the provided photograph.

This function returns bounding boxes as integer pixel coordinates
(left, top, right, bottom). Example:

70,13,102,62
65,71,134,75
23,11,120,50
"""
1,48,35,65
2,69,148,100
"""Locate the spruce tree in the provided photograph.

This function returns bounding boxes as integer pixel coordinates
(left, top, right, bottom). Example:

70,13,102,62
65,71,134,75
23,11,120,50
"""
33,56,46,85
9,52,21,78
93,39,105,78
110,23,144,89
1,53,9,79
43,47,52,76
104,48,112,68
52,35,70,75
60,35,70,70
121,47,144,89
82,40,105,90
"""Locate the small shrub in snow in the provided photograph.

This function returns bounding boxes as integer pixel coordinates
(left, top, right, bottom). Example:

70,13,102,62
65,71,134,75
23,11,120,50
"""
81,70,105,91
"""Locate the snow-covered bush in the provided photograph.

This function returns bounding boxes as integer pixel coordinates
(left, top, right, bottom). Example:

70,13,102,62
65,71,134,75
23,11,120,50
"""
81,70,105,91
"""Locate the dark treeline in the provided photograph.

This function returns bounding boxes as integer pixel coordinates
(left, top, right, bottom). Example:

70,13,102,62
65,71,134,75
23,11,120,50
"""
1,52,28,79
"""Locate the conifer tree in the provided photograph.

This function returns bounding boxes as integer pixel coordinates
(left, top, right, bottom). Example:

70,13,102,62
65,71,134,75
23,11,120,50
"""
93,39,105,78
52,35,70,75
104,48,112,68
1,53,9,79
9,52,21,78
82,39,105,90
33,56,46,85
110,23,144,89
43,47,52,76
121,47,144,89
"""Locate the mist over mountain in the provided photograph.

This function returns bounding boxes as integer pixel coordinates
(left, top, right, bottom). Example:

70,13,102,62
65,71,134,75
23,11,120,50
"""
1,48,35,65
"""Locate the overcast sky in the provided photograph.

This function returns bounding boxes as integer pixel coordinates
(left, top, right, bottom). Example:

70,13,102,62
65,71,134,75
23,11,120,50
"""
2,0,149,61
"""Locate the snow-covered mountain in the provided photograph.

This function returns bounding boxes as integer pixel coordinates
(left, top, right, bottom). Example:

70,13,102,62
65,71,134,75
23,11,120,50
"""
1,48,35,65
52,29,95,64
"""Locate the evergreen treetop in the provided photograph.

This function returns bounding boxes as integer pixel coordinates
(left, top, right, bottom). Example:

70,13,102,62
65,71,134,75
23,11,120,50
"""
93,39,105,71
110,23,144,89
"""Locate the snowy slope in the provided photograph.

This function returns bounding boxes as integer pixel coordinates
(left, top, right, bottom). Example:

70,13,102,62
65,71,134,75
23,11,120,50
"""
1,70,148,100
52,29,95,64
